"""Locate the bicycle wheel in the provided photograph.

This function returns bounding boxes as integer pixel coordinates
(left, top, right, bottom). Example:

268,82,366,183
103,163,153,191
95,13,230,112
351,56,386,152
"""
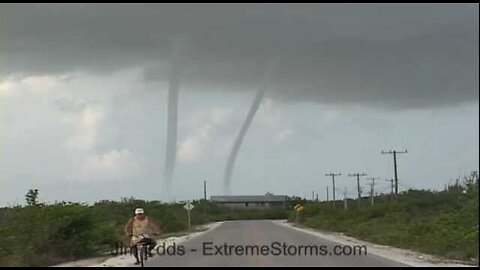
139,245,145,267
143,244,149,263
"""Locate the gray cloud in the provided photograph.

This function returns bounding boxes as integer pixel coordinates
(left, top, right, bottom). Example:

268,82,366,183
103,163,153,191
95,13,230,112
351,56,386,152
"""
52,98,87,113
0,4,477,109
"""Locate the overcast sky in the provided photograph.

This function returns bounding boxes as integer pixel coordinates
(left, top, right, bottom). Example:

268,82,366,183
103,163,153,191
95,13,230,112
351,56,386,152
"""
0,4,478,206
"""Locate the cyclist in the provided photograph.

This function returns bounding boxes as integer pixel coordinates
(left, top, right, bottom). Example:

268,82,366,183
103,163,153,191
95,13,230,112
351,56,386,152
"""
124,208,161,265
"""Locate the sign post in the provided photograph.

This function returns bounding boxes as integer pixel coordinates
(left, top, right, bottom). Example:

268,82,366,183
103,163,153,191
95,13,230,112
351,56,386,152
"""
184,201,194,231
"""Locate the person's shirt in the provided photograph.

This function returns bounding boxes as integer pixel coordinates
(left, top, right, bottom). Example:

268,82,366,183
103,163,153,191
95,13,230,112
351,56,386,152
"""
125,216,161,236
132,216,150,236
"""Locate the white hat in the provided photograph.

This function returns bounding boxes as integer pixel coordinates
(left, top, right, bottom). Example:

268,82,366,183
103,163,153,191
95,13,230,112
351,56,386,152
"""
135,208,144,214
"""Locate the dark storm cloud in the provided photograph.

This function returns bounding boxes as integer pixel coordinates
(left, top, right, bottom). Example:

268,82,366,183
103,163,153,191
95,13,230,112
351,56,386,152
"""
1,4,477,109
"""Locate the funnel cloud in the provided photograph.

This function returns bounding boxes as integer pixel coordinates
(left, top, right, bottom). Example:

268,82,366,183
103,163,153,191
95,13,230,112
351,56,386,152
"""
163,39,183,193
0,4,477,205
223,58,280,193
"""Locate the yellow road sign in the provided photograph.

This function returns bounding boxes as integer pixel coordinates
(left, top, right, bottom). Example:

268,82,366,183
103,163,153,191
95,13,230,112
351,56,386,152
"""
294,204,304,212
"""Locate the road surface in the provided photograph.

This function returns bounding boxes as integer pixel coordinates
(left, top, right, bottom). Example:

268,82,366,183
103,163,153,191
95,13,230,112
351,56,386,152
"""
140,220,408,267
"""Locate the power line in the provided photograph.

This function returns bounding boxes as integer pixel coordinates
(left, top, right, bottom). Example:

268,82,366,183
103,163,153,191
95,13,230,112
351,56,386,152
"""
379,180,394,199
325,173,341,209
348,173,367,203
381,149,407,195
366,177,379,206
384,179,394,200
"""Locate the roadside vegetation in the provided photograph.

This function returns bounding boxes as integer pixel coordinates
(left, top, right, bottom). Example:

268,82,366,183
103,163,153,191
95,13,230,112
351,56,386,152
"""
292,171,479,264
0,172,477,266
0,194,287,266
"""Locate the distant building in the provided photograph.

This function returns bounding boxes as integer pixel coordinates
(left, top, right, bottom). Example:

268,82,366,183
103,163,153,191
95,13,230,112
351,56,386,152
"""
210,193,288,209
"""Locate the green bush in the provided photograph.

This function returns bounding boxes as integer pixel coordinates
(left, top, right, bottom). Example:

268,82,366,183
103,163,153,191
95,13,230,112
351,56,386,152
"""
296,172,479,263
0,197,291,266
1,172,476,266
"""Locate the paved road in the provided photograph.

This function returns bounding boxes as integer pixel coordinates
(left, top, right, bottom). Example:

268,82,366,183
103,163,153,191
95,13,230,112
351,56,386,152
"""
141,220,408,267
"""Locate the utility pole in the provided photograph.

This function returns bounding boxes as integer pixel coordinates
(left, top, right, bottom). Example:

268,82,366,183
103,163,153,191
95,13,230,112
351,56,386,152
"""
312,191,315,201
348,173,367,204
381,149,407,196
316,193,318,202
326,186,329,204
203,181,207,223
343,186,348,210
366,177,378,207
325,173,341,209
367,183,374,207
385,179,394,201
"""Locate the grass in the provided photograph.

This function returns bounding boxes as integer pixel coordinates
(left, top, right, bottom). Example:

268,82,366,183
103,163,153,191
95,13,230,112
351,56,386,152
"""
0,172,477,266
294,172,479,264
0,198,289,266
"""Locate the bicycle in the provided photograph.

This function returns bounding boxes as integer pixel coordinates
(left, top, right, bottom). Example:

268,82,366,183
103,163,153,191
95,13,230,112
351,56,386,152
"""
135,233,158,267
137,240,149,267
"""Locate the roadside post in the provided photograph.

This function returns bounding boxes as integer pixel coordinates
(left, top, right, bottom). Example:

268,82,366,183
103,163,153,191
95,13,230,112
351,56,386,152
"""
184,201,195,231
